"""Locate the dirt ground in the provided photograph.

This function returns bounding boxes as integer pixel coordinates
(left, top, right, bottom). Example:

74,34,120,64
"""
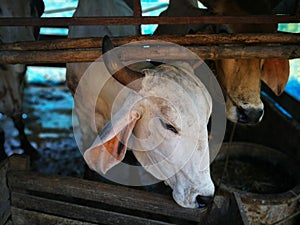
0,83,85,177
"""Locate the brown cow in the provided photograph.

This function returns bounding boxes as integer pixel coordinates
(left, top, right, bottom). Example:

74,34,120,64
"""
155,0,290,125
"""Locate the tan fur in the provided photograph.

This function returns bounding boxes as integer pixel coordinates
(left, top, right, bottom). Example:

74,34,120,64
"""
155,0,290,124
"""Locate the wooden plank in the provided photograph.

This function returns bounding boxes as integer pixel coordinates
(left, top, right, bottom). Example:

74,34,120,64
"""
1,34,300,51
11,192,174,225
0,159,10,225
8,155,30,171
0,49,100,64
7,171,205,222
233,192,250,225
0,16,298,27
205,194,246,225
0,45,299,64
11,207,96,225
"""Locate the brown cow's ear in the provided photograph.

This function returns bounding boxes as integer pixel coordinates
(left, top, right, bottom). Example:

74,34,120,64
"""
261,59,290,96
83,111,140,174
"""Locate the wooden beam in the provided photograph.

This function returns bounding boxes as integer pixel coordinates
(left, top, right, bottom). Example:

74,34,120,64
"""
11,193,174,225
11,207,97,225
1,34,300,51
0,15,299,27
0,45,299,64
8,171,206,222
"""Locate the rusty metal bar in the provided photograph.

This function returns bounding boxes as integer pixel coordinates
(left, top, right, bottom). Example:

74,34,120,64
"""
0,15,299,27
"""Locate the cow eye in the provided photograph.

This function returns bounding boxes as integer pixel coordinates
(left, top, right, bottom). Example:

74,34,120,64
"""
159,119,178,134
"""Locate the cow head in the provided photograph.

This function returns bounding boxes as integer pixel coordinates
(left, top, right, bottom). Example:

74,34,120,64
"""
154,0,290,125
83,36,215,208
215,58,289,124
200,0,290,124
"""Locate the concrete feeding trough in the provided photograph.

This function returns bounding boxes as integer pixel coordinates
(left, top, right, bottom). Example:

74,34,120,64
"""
211,142,300,225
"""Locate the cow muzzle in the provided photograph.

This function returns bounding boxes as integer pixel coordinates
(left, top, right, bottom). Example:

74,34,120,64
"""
226,97,264,125
169,171,215,208
236,106,264,125
196,195,214,208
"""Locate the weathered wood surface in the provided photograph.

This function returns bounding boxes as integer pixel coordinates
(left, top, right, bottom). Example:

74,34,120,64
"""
8,155,30,171
0,15,298,27
0,33,299,63
0,156,31,225
233,192,250,225
0,45,299,64
1,34,300,51
8,171,206,223
11,207,97,225
0,159,10,225
11,192,173,225
133,0,142,18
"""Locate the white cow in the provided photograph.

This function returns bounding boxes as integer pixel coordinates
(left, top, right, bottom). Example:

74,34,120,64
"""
155,0,290,125
67,0,139,148
0,0,44,159
67,0,215,208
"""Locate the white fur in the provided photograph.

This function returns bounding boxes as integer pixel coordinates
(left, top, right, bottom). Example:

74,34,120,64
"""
0,0,41,117
67,0,214,208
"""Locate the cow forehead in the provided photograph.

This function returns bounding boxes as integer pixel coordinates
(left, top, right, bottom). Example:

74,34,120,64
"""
217,59,262,96
137,64,211,127
141,64,208,99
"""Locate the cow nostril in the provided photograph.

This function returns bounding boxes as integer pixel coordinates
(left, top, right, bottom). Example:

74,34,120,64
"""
237,107,264,124
237,107,247,123
196,195,214,208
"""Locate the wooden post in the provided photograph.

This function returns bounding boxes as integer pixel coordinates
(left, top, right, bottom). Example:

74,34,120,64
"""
133,0,142,18
0,159,10,225
133,0,142,34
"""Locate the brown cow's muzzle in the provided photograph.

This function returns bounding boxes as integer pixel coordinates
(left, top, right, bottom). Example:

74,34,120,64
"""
236,107,264,125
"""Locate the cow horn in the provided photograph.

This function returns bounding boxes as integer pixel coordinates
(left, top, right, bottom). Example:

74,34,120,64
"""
102,35,144,91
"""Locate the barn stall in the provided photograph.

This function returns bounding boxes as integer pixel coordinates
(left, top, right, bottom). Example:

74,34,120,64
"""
0,0,300,224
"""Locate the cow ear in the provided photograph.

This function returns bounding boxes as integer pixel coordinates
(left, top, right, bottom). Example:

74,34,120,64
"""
83,111,140,174
261,59,290,96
